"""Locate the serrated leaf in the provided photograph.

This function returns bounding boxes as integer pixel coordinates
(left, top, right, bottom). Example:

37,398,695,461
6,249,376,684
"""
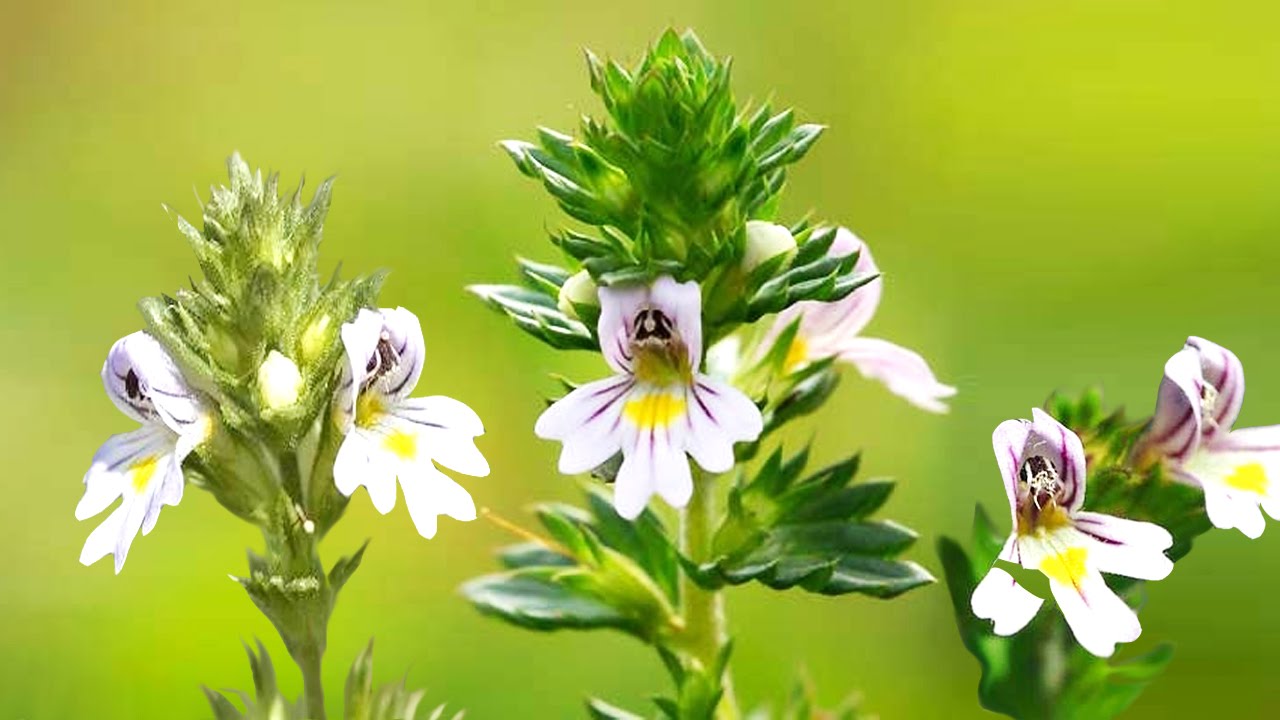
690,447,933,598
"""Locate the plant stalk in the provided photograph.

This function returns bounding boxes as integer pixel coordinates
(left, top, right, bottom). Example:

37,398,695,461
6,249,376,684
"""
679,470,739,720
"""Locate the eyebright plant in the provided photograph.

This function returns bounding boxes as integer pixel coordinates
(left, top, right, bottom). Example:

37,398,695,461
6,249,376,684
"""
941,335,1280,719
77,155,479,719
465,29,950,718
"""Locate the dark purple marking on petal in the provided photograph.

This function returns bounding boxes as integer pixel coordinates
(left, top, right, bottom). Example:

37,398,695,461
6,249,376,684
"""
691,384,719,429
587,381,634,425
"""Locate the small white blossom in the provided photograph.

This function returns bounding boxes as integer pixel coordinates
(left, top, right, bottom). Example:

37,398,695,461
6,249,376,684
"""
1136,337,1280,538
762,227,955,412
536,276,763,519
972,410,1174,657
78,332,210,573
332,308,489,539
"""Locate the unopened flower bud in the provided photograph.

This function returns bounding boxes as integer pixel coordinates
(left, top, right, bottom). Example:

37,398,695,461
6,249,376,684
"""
257,350,303,410
557,270,598,319
742,220,796,272
300,314,333,364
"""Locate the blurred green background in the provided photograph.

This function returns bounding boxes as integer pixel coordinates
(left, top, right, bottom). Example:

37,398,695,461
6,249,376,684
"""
4,0,1280,717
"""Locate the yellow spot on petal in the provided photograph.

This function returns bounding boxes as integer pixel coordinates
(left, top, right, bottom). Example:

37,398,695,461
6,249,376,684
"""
356,393,384,429
1225,463,1269,495
623,393,687,430
783,336,809,373
384,429,417,460
130,456,161,493
1039,546,1089,590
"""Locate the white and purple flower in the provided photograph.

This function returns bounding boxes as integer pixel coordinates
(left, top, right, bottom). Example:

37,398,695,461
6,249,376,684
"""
78,332,211,573
535,276,763,519
972,409,1174,657
1135,337,1280,538
763,227,955,413
333,308,489,539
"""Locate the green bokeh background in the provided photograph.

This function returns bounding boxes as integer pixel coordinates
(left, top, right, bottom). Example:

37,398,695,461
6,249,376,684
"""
4,1,1280,717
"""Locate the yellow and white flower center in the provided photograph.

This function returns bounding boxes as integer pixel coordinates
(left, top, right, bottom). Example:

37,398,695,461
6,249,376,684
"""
1039,545,1088,590
383,429,418,460
130,455,162,493
624,392,688,430
1225,462,1268,495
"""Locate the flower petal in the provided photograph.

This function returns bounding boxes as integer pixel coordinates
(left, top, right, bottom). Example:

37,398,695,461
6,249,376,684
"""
614,443,656,520
971,566,1044,636
102,331,205,435
534,376,631,474
1030,408,1087,513
597,284,650,374
836,337,956,413
394,396,490,477
645,276,704,365
1075,512,1174,581
1180,446,1277,538
1187,336,1245,437
399,462,477,539
335,308,385,429
333,429,399,514
685,376,762,473
1023,531,1140,657
378,307,426,400
77,424,171,520
1048,567,1141,658
1139,346,1205,463
992,419,1032,528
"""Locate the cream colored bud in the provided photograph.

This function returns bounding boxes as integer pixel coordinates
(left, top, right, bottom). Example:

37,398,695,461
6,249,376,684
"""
742,220,797,272
257,350,303,410
557,270,599,319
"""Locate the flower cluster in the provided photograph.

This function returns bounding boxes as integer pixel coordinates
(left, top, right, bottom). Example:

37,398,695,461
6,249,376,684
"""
76,157,490,576
971,336,1278,658
78,307,489,572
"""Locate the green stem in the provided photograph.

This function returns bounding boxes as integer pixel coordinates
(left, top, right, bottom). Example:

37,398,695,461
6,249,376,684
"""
679,470,739,720
296,640,327,720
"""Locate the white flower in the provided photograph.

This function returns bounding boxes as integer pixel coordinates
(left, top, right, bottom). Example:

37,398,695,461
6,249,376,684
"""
1136,337,1280,538
257,350,303,410
557,269,598,319
332,307,489,539
742,220,796,272
971,409,1174,657
77,332,210,573
535,276,763,519
762,227,955,413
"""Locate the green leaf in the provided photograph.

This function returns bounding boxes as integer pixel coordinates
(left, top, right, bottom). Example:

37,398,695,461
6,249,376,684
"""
468,283,597,351
462,490,680,643
461,571,638,633
687,447,934,598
